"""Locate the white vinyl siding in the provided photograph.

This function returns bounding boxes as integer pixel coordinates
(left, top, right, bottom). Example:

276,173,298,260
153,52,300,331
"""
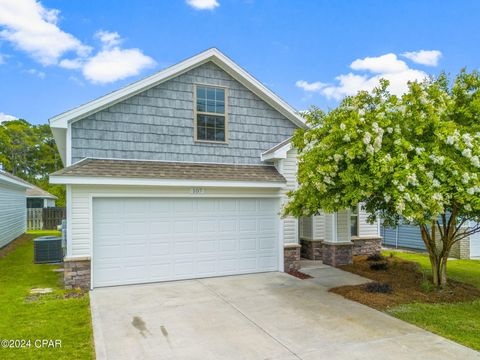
470,232,480,258
324,213,334,242
358,206,379,237
69,185,280,258
300,214,325,241
313,214,325,240
336,210,350,242
275,148,298,244
0,183,26,248
299,216,312,239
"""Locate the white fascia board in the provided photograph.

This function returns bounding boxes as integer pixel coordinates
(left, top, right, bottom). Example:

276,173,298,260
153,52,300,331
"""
261,142,292,161
0,174,31,189
48,48,306,130
49,175,286,188
50,127,67,166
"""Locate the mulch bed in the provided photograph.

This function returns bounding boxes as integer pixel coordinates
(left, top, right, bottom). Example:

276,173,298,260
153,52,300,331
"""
287,269,313,279
330,255,480,310
0,233,34,259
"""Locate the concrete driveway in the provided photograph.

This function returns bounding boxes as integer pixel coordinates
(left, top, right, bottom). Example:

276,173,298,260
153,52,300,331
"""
90,272,480,360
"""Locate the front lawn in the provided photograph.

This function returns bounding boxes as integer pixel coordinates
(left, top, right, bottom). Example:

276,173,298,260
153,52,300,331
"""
0,232,94,360
383,250,480,288
331,253,480,351
388,300,480,351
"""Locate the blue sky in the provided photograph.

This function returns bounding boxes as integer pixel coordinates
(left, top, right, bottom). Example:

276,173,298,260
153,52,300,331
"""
0,0,479,125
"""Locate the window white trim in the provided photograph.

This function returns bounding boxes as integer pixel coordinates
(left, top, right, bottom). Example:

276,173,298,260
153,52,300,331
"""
50,175,286,188
193,83,229,143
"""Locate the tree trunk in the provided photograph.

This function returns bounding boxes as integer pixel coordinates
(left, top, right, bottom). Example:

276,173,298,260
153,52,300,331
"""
429,255,448,288
420,223,450,288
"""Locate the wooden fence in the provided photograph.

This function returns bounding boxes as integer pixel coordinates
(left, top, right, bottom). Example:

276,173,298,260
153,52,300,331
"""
27,208,43,230
27,207,66,231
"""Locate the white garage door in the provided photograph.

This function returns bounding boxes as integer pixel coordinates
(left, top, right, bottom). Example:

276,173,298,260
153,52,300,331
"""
92,197,279,287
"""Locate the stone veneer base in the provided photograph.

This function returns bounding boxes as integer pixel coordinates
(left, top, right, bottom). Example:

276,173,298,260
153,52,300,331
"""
352,237,382,256
300,239,323,260
64,258,91,290
322,242,353,267
284,244,301,272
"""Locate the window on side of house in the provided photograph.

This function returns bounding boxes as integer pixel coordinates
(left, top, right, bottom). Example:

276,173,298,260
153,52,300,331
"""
350,205,359,237
195,85,227,142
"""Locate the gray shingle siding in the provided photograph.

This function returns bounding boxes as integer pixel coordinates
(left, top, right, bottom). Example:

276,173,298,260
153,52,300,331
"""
71,62,297,164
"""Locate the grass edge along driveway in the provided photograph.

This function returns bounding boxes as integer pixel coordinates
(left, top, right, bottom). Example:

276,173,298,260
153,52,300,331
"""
0,231,94,360
384,251,480,351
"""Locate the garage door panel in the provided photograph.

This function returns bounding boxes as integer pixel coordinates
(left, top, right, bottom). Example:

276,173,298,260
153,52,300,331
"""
219,219,237,232
174,261,195,276
197,239,218,253
239,199,257,212
239,219,257,232
150,241,171,256
95,244,123,259
197,220,217,232
197,199,217,212
93,197,279,287
174,220,195,234
123,244,148,258
150,221,171,234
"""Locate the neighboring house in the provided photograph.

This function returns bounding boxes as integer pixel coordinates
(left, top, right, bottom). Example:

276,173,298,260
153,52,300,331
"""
0,170,31,248
381,222,480,259
26,185,57,208
49,48,380,289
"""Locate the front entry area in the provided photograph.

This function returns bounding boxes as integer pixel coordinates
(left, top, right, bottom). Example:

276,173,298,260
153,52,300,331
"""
92,197,279,287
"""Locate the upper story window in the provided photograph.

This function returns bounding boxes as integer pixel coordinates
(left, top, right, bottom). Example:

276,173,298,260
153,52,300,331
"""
350,205,359,237
194,85,227,143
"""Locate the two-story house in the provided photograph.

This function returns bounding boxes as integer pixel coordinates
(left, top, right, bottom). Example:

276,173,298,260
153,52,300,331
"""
49,49,381,289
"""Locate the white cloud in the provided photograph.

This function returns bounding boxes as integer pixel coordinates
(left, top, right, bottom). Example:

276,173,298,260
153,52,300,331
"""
295,80,326,92
297,51,433,100
82,47,156,84
0,112,17,123
0,0,91,65
26,68,45,78
350,53,408,74
401,50,442,66
79,30,156,84
0,2,156,84
59,58,83,69
186,0,219,10
95,30,122,49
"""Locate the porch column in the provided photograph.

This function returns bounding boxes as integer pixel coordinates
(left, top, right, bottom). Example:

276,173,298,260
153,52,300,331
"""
321,210,353,266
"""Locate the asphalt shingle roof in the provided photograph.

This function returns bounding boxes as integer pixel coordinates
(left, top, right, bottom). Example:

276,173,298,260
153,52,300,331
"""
51,158,286,183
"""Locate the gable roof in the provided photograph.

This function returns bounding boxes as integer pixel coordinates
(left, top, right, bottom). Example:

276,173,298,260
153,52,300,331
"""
261,137,293,161
49,48,306,130
26,185,57,200
0,170,31,189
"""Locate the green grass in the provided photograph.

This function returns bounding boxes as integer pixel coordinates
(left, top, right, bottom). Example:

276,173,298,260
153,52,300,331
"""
388,301,480,351
382,250,480,350
383,250,480,288
26,230,63,237
0,233,94,360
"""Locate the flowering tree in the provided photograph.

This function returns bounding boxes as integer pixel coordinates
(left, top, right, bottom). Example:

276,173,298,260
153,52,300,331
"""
284,71,480,287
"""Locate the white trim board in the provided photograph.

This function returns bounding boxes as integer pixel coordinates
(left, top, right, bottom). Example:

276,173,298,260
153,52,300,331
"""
50,175,286,188
0,173,31,189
